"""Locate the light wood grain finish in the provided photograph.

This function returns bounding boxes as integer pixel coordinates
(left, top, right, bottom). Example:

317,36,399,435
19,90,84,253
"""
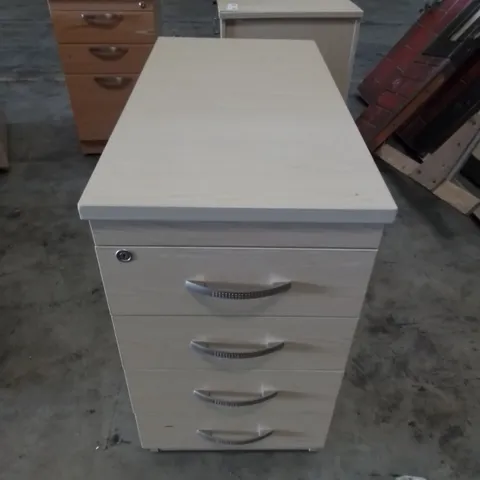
51,10,155,44
128,370,343,449
96,247,377,317
217,0,362,98
78,38,397,224
223,18,358,98
58,44,152,74
90,221,384,248
434,181,480,214
78,37,394,452
113,315,358,371
410,114,480,190
48,0,154,11
65,74,137,141
217,0,363,19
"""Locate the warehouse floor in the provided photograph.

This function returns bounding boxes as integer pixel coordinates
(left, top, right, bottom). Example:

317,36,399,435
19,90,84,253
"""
1,0,480,479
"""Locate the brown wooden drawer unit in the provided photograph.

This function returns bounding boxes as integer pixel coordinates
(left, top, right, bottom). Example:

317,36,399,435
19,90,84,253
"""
58,44,153,73
51,10,155,43
48,0,157,153
65,74,137,140
48,0,155,11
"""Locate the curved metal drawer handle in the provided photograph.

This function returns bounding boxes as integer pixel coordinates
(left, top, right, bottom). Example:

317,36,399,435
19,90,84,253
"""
190,340,284,359
94,76,132,89
89,46,128,60
185,280,291,300
197,429,273,446
81,13,123,26
193,389,278,407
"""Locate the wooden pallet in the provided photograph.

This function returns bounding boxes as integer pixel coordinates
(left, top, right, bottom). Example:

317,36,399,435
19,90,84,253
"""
377,113,480,220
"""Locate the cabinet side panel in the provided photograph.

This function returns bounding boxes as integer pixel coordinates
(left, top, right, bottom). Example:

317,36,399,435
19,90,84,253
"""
223,18,356,97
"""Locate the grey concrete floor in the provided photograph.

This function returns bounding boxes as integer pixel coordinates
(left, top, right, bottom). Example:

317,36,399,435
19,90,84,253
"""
1,0,480,479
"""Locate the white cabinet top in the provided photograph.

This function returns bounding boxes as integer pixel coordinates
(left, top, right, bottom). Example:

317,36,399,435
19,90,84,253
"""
217,0,363,19
78,37,396,225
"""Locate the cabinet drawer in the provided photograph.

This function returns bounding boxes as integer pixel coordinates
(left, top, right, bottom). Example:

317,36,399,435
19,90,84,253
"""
51,10,155,43
66,74,137,141
48,0,155,11
114,315,358,371
96,247,377,317
127,370,343,450
58,44,152,74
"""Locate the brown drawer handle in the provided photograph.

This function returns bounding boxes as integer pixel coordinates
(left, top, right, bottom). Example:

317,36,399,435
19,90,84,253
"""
197,429,273,446
89,46,128,60
81,13,123,27
94,76,132,89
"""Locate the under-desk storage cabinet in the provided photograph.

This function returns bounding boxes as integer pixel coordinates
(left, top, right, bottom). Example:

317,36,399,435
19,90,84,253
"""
79,37,396,451
216,0,363,98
